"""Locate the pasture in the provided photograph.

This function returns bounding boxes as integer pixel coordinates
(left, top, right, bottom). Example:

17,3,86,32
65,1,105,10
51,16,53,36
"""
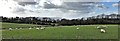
1,22,118,39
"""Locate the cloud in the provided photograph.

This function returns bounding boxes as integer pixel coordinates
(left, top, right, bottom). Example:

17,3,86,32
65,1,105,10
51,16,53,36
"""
14,0,35,2
43,2,95,13
0,0,97,19
0,0,118,19
104,0,120,2
14,0,120,2
62,0,101,2
112,3,120,7
27,2,96,14
14,0,101,2
95,4,109,9
43,2,61,9
12,7,26,13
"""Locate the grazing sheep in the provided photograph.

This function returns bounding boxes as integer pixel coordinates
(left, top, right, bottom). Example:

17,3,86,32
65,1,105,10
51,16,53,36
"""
96,26,101,29
9,28,12,31
40,27,45,30
19,28,22,29
15,28,18,29
29,27,32,30
96,25,107,29
36,28,39,30
76,28,79,30
100,29,106,33
102,25,108,28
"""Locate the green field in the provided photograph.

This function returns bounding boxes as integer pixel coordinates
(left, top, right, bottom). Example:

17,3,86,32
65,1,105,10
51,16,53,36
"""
1,22,118,39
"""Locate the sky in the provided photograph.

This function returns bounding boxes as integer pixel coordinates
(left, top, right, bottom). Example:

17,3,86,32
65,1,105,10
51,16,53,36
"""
0,0,120,19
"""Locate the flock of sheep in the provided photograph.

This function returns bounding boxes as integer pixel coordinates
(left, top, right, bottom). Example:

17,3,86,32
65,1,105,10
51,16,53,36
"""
8,25,107,33
8,27,46,31
76,25,107,33
96,25,107,33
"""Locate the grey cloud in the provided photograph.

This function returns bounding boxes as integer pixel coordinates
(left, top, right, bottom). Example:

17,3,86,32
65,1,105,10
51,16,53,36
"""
43,2,61,9
12,7,26,13
61,2,95,13
62,0,119,2
62,0,101,2
14,0,35,2
95,4,109,9
18,2,37,6
5,0,113,19
14,0,119,2
41,2,95,14
12,2,97,18
14,0,96,14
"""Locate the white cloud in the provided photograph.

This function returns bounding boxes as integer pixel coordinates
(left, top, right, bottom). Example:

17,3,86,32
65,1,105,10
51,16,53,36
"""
105,0,120,2
112,3,120,7
95,4,109,9
62,0,101,2
14,0,35,2
0,0,118,19
14,0,120,2
113,12,118,14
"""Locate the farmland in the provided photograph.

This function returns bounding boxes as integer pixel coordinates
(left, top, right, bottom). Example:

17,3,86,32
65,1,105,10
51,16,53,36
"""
1,22,118,39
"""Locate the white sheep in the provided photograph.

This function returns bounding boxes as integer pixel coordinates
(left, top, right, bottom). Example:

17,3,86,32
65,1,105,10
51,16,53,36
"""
9,28,12,31
96,25,107,29
100,29,106,33
40,27,45,30
19,28,22,29
36,28,39,30
29,27,32,30
16,28,18,29
96,26,101,29
76,28,79,30
102,25,108,28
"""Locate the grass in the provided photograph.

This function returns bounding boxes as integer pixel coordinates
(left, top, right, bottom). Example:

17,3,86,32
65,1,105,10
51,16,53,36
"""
1,22,118,39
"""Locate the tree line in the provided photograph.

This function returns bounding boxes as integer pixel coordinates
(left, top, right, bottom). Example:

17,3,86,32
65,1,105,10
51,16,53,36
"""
1,14,120,26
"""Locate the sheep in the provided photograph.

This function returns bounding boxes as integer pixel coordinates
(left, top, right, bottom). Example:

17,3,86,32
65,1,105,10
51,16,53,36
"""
100,29,106,33
29,27,32,30
19,28,22,29
76,28,79,30
40,27,45,30
96,25,107,29
15,28,18,29
96,26,101,29
9,28,12,31
36,28,39,30
102,25,108,28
